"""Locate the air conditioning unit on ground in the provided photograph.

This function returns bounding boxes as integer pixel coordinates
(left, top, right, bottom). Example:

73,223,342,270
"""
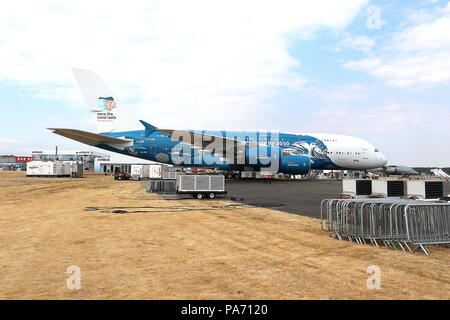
406,180,443,199
371,180,405,198
342,179,372,198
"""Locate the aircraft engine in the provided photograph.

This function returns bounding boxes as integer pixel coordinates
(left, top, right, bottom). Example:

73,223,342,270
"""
279,154,311,174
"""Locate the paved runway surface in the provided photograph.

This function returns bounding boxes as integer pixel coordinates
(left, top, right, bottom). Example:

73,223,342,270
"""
225,180,450,219
225,180,340,218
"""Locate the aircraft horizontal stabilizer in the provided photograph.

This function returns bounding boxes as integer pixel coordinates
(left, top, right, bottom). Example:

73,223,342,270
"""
48,128,131,147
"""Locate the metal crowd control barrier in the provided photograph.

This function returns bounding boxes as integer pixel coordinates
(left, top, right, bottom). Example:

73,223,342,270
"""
320,198,450,255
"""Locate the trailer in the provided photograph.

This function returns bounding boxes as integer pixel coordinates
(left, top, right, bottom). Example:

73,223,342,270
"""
176,175,227,199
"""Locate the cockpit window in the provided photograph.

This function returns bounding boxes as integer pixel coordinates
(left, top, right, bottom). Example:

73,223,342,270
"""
374,148,379,152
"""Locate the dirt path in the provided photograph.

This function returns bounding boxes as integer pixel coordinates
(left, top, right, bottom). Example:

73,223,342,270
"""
0,172,448,299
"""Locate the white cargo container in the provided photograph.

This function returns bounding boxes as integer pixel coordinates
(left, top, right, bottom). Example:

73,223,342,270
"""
149,164,164,179
59,162,71,176
130,164,152,180
26,161,70,177
142,165,150,179
131,165,143,180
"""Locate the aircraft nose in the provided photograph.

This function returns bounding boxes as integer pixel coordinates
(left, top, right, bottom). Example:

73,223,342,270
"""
379,152,388,166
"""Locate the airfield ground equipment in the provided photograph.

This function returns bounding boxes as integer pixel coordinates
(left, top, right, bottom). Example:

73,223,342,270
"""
146,179,177,194
26,161,71,177
162,171,182,180
371,180,405,198
70,163,84,178
341,179,372,198
241,171,256,179
146,174,227,199
149,164,166,179
131,164,150,181
320,198,450,255
177,174,226,199
406,180,444,199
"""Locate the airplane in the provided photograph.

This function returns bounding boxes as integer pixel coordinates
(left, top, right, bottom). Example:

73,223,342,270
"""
49,69,388,175
369,165,419,176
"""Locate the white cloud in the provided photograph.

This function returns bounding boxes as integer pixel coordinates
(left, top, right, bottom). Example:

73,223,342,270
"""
302,101,450,137
297,101,450,166
344,2,450,87
0,138,24,145
341,35,375,52
0,0,368,130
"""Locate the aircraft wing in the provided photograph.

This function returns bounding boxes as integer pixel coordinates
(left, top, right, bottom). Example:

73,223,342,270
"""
48,128,132,147
157,128,301,159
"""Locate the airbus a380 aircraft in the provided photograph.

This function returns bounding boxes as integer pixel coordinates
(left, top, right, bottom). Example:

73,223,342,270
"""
49,69,388,175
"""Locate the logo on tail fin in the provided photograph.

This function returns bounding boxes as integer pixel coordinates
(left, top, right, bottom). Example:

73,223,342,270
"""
98,96,116,111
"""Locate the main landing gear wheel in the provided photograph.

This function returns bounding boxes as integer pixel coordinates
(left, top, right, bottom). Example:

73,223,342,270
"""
208,193,215,199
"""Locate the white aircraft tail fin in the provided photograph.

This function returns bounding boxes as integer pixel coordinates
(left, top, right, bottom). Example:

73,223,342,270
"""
71,68,138,133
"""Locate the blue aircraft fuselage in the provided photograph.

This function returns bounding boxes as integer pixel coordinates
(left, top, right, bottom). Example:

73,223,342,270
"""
99,129,338,172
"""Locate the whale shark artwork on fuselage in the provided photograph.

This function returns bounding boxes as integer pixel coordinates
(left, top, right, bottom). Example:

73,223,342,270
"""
49,69,388,175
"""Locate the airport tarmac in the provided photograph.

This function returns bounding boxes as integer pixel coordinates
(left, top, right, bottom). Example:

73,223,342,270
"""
226,180,341,218
0,172,449,299
225,179,450,218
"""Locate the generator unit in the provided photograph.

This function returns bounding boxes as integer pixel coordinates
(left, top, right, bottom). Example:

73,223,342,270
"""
371,180,405,198
406,180,443,199
70,163,84,178
342,179,372,198
26,161,70,177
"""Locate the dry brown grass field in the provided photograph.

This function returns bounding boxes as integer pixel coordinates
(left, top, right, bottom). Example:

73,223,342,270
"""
0,171,448,299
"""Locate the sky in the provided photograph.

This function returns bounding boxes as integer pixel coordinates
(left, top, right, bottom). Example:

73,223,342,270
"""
0,0,449,166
